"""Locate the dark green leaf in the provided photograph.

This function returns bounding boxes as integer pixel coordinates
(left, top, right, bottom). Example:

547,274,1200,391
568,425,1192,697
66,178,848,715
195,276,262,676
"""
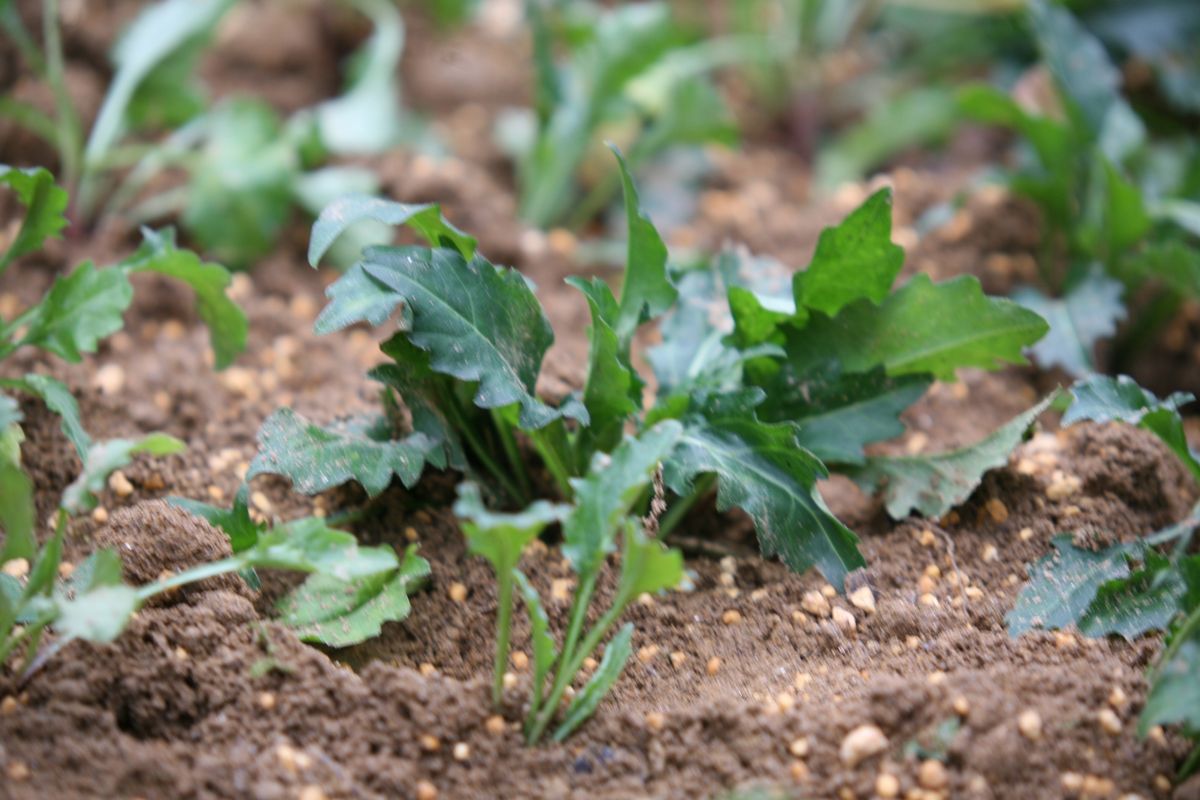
370,338,466,471
308,195,475,267
168,486,262,553
1078,551,1186,639
119,227,247,368
852,394,1055,520
0,165,69,270
279,546,430,647
342,246,571,430
60,433,185,514
16,263,133,362
0,461,34,565
552,622,633,742
759,364,931,466
246,408,435,497
1007,535,1132,635
617,521,683,600
780,275,1048,381
611,145,676,344
12,374,90,460
1013,270,1125,378
1141,627,1200,734
663,392,864,588
563,422,682,578
569,276,638,454
792,189,904,317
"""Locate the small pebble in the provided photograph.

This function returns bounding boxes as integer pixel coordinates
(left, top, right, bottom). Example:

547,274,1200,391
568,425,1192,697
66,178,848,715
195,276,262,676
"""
7,761,29,782
848,585,876,614
788,737,809,757
91,506,110,524
706,656,722,676
485,715,506,735
419,734,441,752
918,759,949,790
415,781,438,800
820,584,837,598
790,761,809,782
637,645,659,663
645,711,665,732
448,582,468,603
1017,709,1042,740
419,663,436,676
952,695,970,716
1018,527,1034,541
1097,708,1122,735
1,695,18,715
109,470,134,497
250,491,272,513
832,606,857,635
452,742,470,761
801,591,831,618
511,651,529,671
2,558,29,578
982,544,999,562
721,609,742,625
502,672,517,690
670,651,687,668
839,724,888,767
404,526,419,542
875,773,900,798
258,691,276,710
1108,686,1129,710
985,497,1009,523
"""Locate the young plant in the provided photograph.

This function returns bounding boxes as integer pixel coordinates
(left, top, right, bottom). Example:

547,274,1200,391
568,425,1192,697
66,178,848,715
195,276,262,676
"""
255,145,1048,594
1008,375,1200,778
504,0,748,228
959,0,1200,377
455,422,684,744
0,164,252,668
171,487,430,647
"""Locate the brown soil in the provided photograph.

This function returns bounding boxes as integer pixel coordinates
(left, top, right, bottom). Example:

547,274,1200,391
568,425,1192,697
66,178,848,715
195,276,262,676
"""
2,4,1199,800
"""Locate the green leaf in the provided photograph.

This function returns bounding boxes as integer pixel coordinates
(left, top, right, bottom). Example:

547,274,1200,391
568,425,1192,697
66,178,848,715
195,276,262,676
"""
0,165,69,270
1099,159,1152,254
663,392,864,587
336,246,571,430
370,337,466,471
0,461,34,565
552,622,633,742
852,393,1055,520
117,227,247,369
0,393,19,435
758,364,931,466
1078,550,1187,639
1007,535,1133,635
617,522,683,599
792,189,905,318
66,548,124,594
611,145,676,344
1063,375,1200,482
957,85,1073,171
60,433,185,514
308,195,475,267
569,276,639,455
168,486,262,553
279,546,430,647
55,584,139,644
179,98,297,267
15,263,133,362
11,374,90,461
1028,0,1145,155
246,408,435,498
249,516,398,581
85,0,232,164
514,569,557,699
781,274,1048,381
563,422,683,578
455,482,567,576
1013,270,1125,378
1141,628,1200,734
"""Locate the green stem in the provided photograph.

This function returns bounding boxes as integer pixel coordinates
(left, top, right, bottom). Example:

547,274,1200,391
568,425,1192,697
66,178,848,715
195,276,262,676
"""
439,387,528,505
1150,602,1200,687
42,0,81,195
492,571,515,707
135,556,244,602
529,427,574,500
526,587,630,744
491,409,533,501
658,473,716,539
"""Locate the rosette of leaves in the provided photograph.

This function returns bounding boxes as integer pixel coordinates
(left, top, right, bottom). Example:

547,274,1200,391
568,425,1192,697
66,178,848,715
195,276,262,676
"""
1007,375,1200,778
255,144,1048,593
455,422,684,743
959,0,1200,377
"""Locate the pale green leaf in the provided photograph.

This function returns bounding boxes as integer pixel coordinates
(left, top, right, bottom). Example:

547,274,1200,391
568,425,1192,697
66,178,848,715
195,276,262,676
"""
552,622,633,742
455,482,567,575
852,393,1055,520
60,433,185,514
0,165,69,270
1141,631,1200,734
249,517,398,581
55,584,139,643
246,408,435,497
308,195,475,267
11,374,90,461
1007,535,1133,635
1013,270,1125,378
1078,551,1186,639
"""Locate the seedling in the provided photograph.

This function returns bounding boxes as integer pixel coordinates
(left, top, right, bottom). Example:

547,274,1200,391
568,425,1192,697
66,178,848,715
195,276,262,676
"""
960,0,1200,376
1007,374,1200,777
0,166,250,670
507,0,749,227
256,145,1047,597
456,422,684,743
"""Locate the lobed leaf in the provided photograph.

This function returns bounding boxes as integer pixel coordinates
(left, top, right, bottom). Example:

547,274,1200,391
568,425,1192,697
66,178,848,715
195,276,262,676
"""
1007,536,1133,636
9,374,90,461
853,393,1056,520
610,145,676,343
1078,551,1187,639
663,391,864,588
308,195,475,267
456,482,567,576
792,189,904,318
247,408,435,498
14,263,133,363
1141,630,1200,735
779,274,1048,381
569,276,639,455
279,546,430,647
168,485,262,554
1013,270,1125,378
249,516,398,581
617,522,683,600
0,165,69,271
